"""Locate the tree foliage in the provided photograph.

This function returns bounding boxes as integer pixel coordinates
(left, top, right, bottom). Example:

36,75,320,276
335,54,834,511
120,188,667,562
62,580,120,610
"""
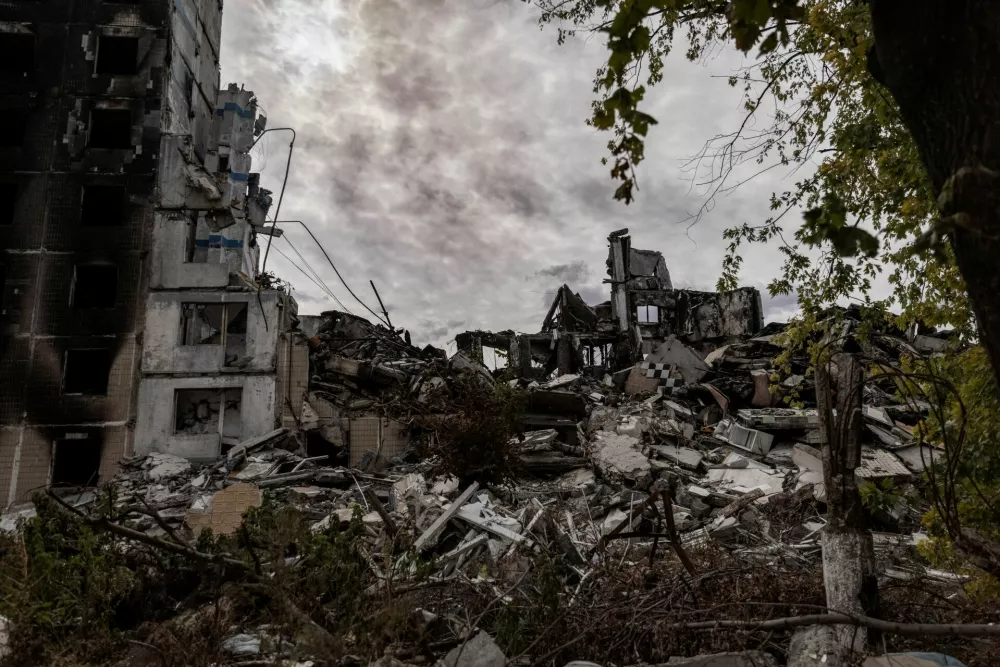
529,0,1000,576
529,0,972,335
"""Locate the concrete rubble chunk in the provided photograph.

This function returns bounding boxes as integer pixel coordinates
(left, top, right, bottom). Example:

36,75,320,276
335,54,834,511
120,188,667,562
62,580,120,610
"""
648,444,703,471
145,453,192,482
591,432,651,486
737,408,821,430
664,652,779,667
442,631,506,667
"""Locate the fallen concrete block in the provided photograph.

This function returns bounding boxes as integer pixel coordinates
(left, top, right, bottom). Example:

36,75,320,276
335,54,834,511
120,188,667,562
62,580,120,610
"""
442,631,506,667
648,444,703,471
662,651,779,667
592,432,651,486
737,408,821,430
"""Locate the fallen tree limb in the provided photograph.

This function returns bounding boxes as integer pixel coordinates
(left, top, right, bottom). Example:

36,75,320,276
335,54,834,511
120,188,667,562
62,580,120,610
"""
670,612,1000,636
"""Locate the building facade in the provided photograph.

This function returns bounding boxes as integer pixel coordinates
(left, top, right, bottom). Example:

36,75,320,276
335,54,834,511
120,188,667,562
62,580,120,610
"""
0,0,302,503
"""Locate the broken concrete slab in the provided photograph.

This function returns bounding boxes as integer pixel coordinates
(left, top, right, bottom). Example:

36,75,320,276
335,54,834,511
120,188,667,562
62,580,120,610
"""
645,335,711,384
662,652,779,667
648,444,703,471
705,466,784,499
543,374,581,389
857,446,911,479
145,453,192,482
894,444,944,474
737,408,821,430
591,432,652,486
442,631,506,667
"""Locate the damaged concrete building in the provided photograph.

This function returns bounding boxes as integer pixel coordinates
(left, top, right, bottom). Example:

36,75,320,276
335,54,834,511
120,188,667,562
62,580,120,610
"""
457,229,764,377
0,0,303,501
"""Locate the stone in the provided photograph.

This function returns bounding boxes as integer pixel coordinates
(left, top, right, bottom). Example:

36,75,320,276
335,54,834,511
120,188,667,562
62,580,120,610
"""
664,652,778,667
442,631,506,667
591,432,651,486
648,444,703,471
145,453,192,482
221,633,261,657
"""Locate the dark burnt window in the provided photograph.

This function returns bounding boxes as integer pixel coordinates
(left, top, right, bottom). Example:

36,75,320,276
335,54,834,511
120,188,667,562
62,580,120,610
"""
89,109,132,149
81,185,127,227
95,35,139,75
72,264,118,309
0,110,27,148
0,183,16,225
52,438,103,487
0,33,35,80
63,349,111,395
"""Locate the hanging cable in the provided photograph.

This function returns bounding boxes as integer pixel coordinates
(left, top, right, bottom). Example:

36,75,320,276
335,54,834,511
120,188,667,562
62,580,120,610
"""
268,220,391,328
281,235,354,314
263,213,354,314
252,127,296,331
271,243,343,307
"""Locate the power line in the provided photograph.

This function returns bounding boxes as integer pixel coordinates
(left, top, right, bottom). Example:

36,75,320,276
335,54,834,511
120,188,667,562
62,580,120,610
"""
281,234,353,314
270,220,391,328
271,243,346,309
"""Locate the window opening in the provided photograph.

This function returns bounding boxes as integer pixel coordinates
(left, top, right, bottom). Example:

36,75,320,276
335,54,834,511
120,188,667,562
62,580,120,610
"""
89,109,132,149
180,302,249,365
174,387,242,442
0,182,15,225
81,185,127,227
72,264,118,309
63,349,111,395
52,437,102,487
95,35,139,75
636,305,659,324
0,110,27,148
0,33,34,79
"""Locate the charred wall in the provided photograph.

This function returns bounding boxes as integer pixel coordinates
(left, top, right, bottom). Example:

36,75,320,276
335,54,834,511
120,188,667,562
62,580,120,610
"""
0,0,174,503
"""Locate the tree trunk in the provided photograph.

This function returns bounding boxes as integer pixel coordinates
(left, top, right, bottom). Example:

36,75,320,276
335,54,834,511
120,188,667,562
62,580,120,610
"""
869,1,1000,388
814,353,880,658
869,0,1000,579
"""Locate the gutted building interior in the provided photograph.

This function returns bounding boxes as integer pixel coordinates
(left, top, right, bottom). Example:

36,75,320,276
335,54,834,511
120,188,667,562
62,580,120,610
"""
0,0,169,503
456,229,763,378
0,0,303,499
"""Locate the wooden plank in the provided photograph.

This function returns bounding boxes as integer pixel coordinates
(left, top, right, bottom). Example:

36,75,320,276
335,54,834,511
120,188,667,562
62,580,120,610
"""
456,509,533,545
414,482,480,553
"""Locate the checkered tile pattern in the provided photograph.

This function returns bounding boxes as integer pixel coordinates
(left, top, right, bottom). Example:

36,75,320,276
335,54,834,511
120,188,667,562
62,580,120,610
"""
640,363,682,395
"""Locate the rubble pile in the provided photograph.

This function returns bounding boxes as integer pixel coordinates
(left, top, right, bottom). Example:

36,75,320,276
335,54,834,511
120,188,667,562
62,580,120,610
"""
1,298,990,666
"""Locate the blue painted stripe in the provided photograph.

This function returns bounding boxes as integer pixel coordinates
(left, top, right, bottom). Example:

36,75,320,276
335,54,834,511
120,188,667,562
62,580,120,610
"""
195,235,244,249
229,172,249,181
215,102,255,118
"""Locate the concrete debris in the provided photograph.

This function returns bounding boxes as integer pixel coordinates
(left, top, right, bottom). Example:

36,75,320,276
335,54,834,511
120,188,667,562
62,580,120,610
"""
591,432,651,486
442,631,506,667
0,243,963,667
145,453,193,482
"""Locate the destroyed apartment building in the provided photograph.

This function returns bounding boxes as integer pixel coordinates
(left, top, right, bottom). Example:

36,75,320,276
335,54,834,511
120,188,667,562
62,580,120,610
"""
0,228,974,663
455,228,763,379
0,0,306,503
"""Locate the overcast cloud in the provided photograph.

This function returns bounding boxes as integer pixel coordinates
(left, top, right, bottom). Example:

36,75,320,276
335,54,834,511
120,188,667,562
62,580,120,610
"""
220,0,808,347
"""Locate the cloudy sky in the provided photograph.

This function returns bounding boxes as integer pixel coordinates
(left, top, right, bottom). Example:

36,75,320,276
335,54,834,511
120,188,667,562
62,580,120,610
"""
219,0,808,349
